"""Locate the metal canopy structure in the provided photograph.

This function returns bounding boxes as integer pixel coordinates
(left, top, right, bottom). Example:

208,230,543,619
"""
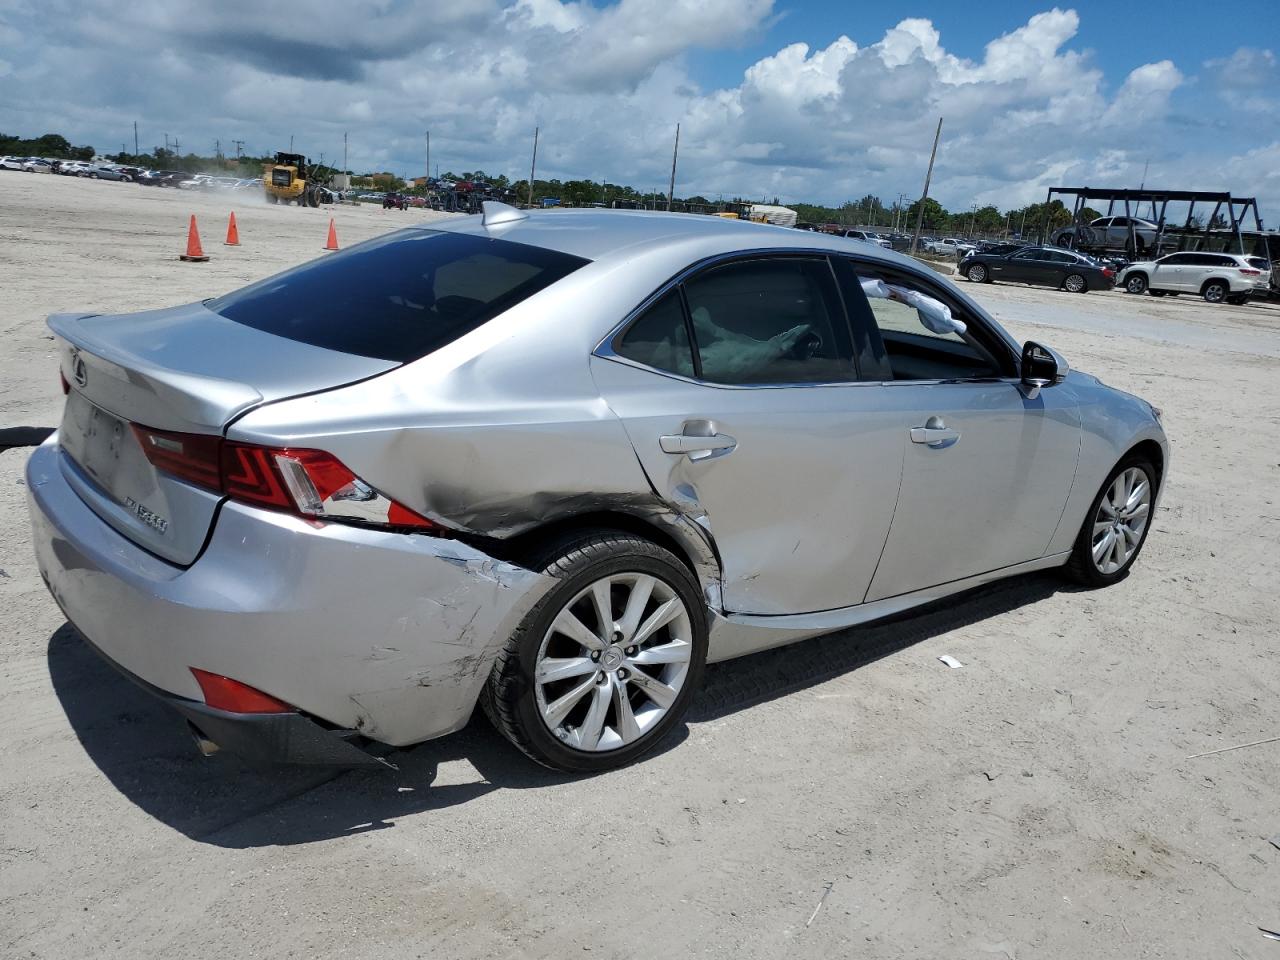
1044,186,1265,256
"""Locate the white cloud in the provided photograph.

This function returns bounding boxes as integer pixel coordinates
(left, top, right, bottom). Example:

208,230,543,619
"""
1,3,1277,218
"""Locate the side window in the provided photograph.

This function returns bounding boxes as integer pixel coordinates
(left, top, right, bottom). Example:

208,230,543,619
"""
1162,253,1192,265
1012,248,1040,260
848,265,1005,382
614,290,695,378
681,258,854,385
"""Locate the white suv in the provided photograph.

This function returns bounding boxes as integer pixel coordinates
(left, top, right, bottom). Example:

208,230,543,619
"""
1118,252,1271,304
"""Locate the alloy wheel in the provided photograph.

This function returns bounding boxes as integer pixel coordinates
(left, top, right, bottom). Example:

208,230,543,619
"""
534,572,693,752
1064,274,1086,293
1091,466,1151,575
968,264,987,283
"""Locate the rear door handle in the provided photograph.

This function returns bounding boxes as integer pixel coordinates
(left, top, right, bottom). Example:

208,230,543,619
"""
660,431,737,460
910,415,960,448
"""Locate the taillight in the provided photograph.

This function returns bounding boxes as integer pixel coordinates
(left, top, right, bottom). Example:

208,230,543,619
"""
132,425,222,490
59,370,70,395
1102,267,1115,278
132,425,435,532
1239,267,1261,275
190,668,295,713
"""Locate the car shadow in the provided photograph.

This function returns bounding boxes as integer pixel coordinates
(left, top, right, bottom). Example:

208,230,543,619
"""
0,426,55,452
47,571,1070,848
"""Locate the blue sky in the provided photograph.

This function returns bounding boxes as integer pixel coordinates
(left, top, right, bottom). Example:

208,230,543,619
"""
1,1,1278,216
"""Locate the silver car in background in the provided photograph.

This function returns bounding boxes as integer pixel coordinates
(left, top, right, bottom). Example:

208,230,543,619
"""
27,204,1167,772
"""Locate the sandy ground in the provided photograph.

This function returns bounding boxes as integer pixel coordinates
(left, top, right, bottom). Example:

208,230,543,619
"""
2,172,1279,959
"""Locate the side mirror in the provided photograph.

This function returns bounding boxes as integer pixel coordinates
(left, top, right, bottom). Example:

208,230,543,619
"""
1021,341,1069,399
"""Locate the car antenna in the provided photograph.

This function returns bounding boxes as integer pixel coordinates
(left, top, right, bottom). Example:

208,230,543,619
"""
481,200,528,227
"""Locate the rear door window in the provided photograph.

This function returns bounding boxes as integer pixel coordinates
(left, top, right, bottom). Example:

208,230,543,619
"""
681,258,855,385
614,290,695,378
209,229,589,363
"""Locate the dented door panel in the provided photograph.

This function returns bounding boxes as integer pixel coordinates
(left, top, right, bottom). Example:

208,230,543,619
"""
591,356,904,616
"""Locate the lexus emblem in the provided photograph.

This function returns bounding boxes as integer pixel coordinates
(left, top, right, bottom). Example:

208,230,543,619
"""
71,351,88,388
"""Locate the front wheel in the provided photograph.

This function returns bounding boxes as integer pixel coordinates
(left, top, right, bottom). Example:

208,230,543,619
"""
1064,457,1156,588
1125,274,1148,295
482,531,708,772
966,263,989,283
1063,273,1088,293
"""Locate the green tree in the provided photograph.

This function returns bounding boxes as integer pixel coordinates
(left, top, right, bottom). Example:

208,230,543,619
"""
905,197,947,230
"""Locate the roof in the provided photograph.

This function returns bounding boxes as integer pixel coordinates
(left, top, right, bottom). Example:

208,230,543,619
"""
429,207,917,269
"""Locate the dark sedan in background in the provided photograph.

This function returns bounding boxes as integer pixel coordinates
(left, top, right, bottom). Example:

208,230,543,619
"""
960,245,1115,293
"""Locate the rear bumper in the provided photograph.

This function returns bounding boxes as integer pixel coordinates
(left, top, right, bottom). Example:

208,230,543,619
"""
27,437,554,755
82,631,391,767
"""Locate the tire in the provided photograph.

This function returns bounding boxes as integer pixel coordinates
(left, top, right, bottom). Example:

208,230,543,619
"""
1124,273,1148,295
1064,456,1157,588
966,263,989,283
1150,290,1166,297
1202,280,1228,304
1226,294,1248,306
482,530,708,772
1063,273,1088,293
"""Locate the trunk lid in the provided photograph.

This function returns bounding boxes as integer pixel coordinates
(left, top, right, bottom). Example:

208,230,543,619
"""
51,304,397,565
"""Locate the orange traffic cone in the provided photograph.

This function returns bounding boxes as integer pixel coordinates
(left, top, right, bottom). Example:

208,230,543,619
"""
179,215,209,262
224,211,240,246
323,218,340,251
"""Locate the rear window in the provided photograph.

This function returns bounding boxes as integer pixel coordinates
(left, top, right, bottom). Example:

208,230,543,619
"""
1246,257,1270,270
209,229,588,363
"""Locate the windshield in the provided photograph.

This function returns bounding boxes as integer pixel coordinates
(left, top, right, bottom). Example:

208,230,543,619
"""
210,229,589,363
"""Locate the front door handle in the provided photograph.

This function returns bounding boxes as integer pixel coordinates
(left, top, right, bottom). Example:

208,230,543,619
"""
910,415,960,448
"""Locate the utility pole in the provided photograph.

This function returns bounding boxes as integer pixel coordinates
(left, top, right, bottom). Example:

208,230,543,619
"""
423,131,428,183
233,140,244,160
343,132,348,173
526,126,539,209
214,139,221,160
173,137,180,155
909,117,943,257
1140,158,1149,190
666,123,680,212
289,134,294,152
133,121,139,156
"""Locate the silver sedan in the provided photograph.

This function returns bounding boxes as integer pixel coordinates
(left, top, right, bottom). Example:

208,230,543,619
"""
27,204,1167,772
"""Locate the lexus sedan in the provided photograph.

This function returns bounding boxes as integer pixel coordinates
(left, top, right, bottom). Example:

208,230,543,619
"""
961,245,1115,293
28,206,1167,773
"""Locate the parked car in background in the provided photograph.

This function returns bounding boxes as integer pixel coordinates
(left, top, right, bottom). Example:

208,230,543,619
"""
28,205,1166,774
1053,216,1162,255
1117,251,1271,304
0,156,26,171
961,245,1115,293
82,165,133,181
840,229,892,248
383,192,407,210
924,237,977,257
23,158,54,173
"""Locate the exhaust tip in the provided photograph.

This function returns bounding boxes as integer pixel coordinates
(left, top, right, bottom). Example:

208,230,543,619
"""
187,721,220,757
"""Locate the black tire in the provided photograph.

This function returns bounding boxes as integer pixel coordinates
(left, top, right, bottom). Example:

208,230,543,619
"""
1064,455,1157,588
1150,290,1166,297
1063,273,1088,293
482,530,708,773
1202,280,1228,303
966,263,989,283
1124,273,1148,295
1226,294,1248,306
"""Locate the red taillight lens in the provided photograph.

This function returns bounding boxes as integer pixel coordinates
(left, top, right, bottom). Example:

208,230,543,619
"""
60,370,70,395
131,425,436,531
190,668,295,713
132,424,222,490
1102,267,1115,278
1239,267,1261,275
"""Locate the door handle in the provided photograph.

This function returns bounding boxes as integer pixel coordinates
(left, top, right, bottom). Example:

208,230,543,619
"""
660,433,737,458
910,415,960,448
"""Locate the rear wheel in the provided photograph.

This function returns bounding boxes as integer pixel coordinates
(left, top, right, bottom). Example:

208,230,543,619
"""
966,263,989,283
1064,457,1156,588
1202,280,1228,303
483,531,708,772
1063,273,1088,293
1124,273,1148,294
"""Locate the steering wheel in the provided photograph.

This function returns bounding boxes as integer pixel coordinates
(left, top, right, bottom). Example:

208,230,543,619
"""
790,330,823,361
